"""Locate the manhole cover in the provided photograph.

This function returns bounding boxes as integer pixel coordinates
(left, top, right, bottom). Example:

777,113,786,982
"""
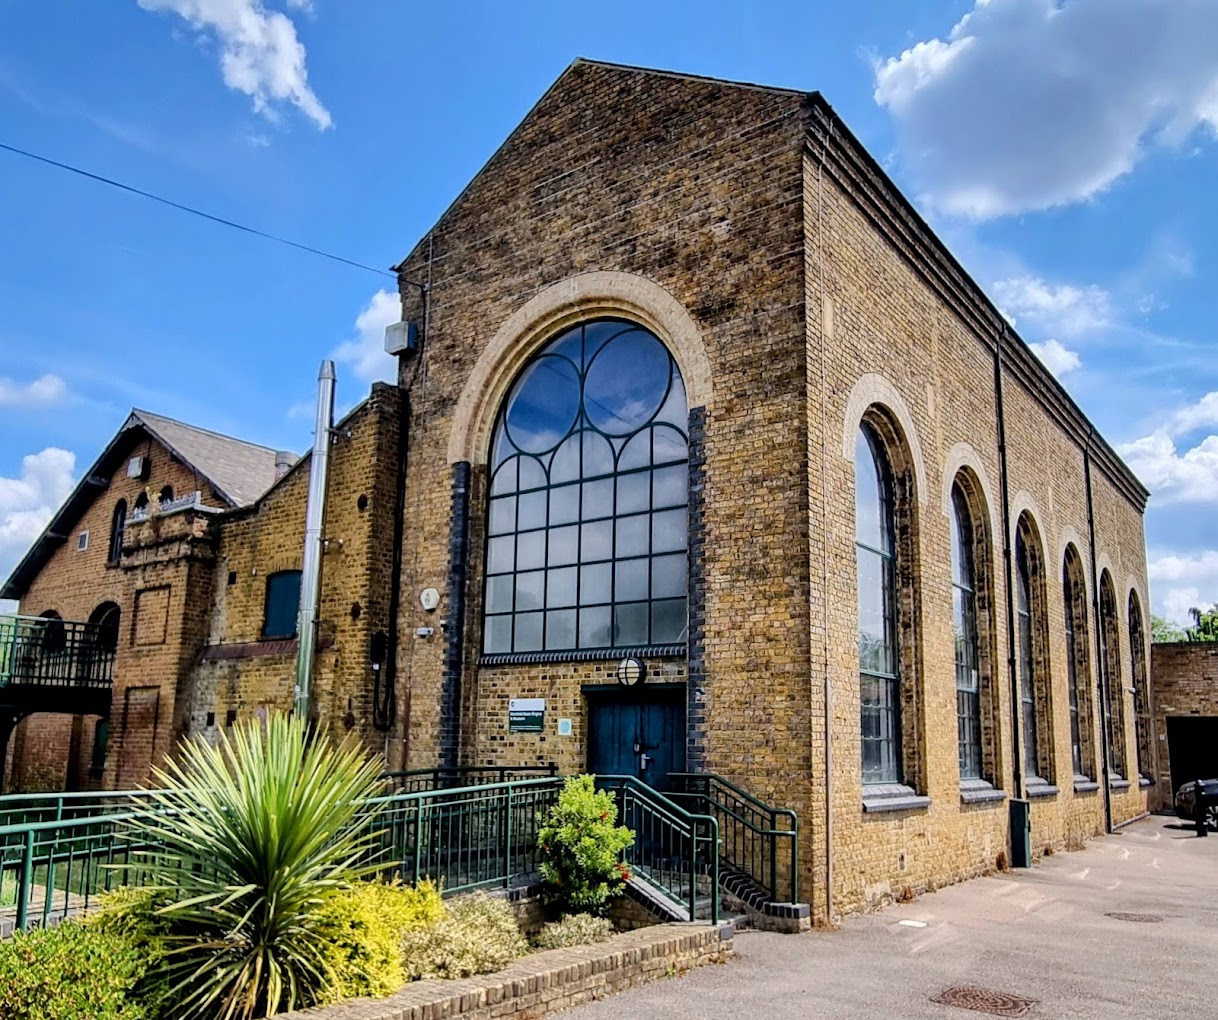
1105,912,1163,923
931,986,1037,1017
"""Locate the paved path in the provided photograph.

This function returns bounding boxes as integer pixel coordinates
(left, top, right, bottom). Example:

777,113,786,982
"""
566,815,1216,1019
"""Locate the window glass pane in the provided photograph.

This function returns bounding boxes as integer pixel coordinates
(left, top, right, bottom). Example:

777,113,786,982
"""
263,572,301,639
580,563,611,605
517,532,545,571
484,615,512,653
519,457,546,491
651,509,686,553
546,609,577,650
579,606,612,648
488,496,516,536
653,465,686,509
614,603,648,646
547,525,578,566
515,612,543,652
652,554,687,599
651,598,687,643
549,484,579,526
504,354,581,454
581,521,612,561
615,558,649,602
656,373,687,430
652,425,687,464
618,431,651,471
582,432,615,477
487,536,514,574
617,472,649,515
485,574,513,614
546,567,577,608
582,479,613,520
585,330,671,435
616,514,650,558
519,490,548,530
550,434,582,483
855,427,890,552
515,571,544,612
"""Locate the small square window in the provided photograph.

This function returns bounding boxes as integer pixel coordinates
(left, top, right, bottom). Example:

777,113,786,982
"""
225,709,237,727
77,531,89,552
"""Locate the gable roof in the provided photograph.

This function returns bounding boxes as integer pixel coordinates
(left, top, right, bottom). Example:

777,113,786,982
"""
129,410,282,509
1,410,286,601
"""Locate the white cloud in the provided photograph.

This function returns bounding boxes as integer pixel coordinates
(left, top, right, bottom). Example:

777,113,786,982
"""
991,276,1111,337
1148,550,1218,625
874,0,1218,218
1028,339,1081,378
0,374,67,409
333,289,401,385
138,0,332,129
0,448,76,595
1119,432,1218,503
1167,391,1218,437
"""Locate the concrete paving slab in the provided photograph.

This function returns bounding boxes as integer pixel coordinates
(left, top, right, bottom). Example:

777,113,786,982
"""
562,816,1217,1019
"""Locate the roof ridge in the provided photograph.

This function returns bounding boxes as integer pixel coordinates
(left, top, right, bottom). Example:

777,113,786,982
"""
571,58,815,99
131,408,281,454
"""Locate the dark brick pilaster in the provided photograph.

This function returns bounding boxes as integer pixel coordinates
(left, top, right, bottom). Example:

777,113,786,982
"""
686,407,708,772
442,462,472,769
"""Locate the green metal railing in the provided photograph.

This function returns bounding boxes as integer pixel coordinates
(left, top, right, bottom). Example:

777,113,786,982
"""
668,772,798,905
0,790,151,830
0,615,114,690
380,764,558,794
598,775,719,923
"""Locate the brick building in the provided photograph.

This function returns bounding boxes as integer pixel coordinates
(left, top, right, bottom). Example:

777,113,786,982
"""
2,61,1157,921
1149,642,1218,808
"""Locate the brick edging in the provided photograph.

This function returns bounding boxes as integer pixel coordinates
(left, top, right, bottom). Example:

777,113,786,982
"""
279,922,733,1020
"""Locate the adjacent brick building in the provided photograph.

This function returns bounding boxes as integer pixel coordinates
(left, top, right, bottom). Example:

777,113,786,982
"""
1149,642,1218,808
2,61,1157,922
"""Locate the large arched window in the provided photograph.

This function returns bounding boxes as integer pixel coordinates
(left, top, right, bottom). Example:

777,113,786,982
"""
1099,571,1128,779
857,423,900,786
1016,516,1055,790
108,499,126,565
482,319,688,655
950,484,982,781
1128,591,1152,782
1062,546,1095,783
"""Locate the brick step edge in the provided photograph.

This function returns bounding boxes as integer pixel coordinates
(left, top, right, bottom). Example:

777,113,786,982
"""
278,921,735,1020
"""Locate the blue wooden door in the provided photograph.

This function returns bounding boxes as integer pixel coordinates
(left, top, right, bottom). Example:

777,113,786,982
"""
587,690,685,793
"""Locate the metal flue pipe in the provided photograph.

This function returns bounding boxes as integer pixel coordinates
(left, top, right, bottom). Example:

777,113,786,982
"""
295,360,336,722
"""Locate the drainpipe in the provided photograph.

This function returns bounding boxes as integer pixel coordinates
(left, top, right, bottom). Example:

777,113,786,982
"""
994,329,1024,801
1084,429,1114,833
295,360,336,723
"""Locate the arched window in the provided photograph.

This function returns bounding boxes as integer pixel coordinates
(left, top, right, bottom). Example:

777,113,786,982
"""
1128,591,1152,781
1062,547,1095,782
1099,572,1127,779
108,499,126,565
950,484,982,781
857,423,900,785
1015,516,1054,790
262,570,302,640
134,491,149,511
159,485,174,504
481,319,688,655
86,602,121,682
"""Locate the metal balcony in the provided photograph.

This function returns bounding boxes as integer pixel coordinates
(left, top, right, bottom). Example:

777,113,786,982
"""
0,615,114,716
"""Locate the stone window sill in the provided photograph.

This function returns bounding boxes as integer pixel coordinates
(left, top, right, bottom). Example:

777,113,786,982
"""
960,778,1006,805
1139,775,1154,788
1109,775,1132,790
1073,776,1100,794
863,783,931,814
479,644,686,667
1026,777,1059,799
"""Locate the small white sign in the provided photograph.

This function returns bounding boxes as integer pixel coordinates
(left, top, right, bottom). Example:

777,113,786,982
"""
557,718,573,737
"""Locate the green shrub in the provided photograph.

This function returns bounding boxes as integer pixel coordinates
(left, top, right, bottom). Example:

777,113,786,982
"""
85,887,174,1016
314,879,444,1003
121,713,387,1020
401,893,527,980
537,775,634,915
0,921,147,1019
531,913,616,950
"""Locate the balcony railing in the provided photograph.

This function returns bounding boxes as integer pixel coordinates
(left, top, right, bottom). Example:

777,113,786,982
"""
0,616,115,693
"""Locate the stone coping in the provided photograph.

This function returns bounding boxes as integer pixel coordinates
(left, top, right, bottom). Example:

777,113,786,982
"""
279,921,733,1020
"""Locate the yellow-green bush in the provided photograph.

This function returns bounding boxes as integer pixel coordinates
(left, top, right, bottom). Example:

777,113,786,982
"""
84,887,174,1017
0,921,148,1020
531,913,615,949
315,879,444,1002
401,892,527,980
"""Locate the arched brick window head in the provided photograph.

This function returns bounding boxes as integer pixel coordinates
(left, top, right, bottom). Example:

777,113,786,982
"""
482,319,688,655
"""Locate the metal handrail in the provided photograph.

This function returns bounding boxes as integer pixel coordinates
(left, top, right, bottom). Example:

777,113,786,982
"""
379,764,558,793
0,615,114,689
597,775,719,923
0,790,152,830
667,772,799,905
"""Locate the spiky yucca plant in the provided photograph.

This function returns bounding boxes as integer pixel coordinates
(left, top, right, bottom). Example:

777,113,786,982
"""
125,713,385,1020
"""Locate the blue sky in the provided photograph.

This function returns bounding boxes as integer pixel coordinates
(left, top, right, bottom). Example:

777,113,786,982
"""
1,0,1216,623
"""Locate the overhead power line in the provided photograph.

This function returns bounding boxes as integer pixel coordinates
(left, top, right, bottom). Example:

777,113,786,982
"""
0,140,404,282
